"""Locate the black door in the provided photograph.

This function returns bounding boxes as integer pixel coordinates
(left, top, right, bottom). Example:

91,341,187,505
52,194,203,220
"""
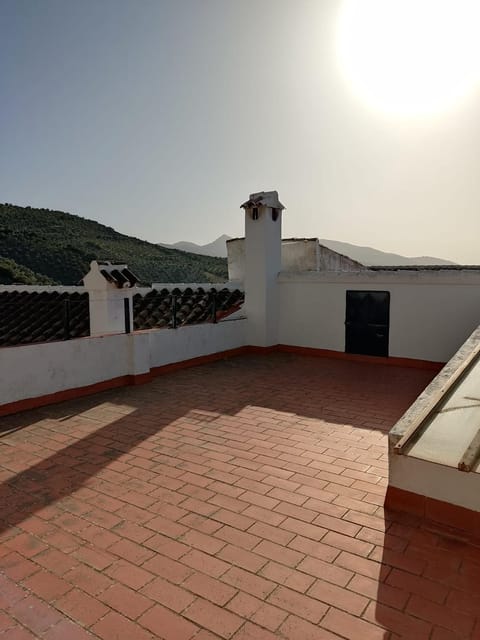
345,291,390,357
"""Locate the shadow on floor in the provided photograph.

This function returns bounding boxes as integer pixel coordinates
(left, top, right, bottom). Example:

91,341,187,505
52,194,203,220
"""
0,353,434,542
373,509,480,639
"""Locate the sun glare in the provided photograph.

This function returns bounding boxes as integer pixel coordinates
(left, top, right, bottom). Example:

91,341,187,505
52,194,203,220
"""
336,0,480,116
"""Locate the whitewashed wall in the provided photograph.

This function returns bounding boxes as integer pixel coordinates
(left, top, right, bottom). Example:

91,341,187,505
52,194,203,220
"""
0,333,132,405
281,240,318,272
0,319,247,408
229,238,321,280
278,271,480,362
148,318,247,368
226,238,365,282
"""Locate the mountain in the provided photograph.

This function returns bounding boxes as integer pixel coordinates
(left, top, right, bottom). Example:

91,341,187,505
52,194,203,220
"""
162,234,455,266
318,239,456,266
160,235,230,258
0,204,228,285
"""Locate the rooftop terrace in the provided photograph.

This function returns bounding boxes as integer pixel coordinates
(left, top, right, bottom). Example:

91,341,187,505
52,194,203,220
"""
1,353,479,640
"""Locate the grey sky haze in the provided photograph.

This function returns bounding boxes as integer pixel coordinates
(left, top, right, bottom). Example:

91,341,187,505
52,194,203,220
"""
2,0,480,263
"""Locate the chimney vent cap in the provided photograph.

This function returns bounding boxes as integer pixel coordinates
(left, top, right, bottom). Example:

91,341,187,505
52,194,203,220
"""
240,191,285,211
87,260,140,288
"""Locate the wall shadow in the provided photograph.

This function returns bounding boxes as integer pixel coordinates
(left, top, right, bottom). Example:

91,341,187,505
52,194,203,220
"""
374,509,480,639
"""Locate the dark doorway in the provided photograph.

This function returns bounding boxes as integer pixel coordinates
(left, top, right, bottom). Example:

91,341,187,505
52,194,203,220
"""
345,290,390,357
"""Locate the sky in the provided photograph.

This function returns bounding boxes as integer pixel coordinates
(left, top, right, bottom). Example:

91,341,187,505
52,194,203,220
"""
2,0,480,263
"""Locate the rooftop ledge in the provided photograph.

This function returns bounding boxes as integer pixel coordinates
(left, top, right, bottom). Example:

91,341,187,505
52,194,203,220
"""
387,324,480,526
389,324,480,447
278,270,480,285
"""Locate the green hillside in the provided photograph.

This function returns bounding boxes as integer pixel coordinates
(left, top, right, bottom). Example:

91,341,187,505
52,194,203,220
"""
0,204,228,285
0,256,57,285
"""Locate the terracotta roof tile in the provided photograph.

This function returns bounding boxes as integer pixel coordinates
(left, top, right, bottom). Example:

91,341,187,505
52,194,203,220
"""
133,287,244,330
0,291,89,347
97,262,140,288
0,286,244,346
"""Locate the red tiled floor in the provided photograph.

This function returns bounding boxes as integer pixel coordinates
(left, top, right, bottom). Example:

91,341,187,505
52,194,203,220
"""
1,353,479,639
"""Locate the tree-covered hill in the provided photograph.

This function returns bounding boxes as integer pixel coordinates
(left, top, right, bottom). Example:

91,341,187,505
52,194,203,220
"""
0,204,228,285
0,256,57,285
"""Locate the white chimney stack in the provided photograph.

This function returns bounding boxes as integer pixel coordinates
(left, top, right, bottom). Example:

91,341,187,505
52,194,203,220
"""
240,191,285,347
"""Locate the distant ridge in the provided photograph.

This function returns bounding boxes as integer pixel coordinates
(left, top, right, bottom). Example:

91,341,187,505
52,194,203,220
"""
319,239,456,267
160,235,230,258
162,235,455,266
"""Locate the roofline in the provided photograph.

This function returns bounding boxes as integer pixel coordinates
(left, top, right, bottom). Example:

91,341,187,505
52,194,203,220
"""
369,265,480,271
226,237,319,243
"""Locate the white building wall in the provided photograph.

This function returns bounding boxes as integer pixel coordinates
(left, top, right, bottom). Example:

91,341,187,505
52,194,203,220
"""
227,238,365,282
281,240,318,272
278,271,480,362
226,239,245,282
317,244,365,272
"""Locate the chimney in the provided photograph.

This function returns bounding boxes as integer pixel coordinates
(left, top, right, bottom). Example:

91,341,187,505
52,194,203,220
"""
240,190,285,347
83,261,139,336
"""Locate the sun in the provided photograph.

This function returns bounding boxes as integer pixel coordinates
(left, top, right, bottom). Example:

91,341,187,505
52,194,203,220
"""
336,0,480,116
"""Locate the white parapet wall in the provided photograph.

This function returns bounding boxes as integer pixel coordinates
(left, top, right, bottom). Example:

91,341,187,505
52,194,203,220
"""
148,317,247,368
0,333,133,406
278,270,480,362
0,318,247,410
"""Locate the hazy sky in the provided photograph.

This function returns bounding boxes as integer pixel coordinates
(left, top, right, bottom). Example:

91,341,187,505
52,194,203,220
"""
2,0,480,262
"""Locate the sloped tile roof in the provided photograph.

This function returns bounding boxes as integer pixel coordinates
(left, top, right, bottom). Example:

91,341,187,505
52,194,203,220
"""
96,261,140,288
0,287,245,347
0,291,90,347
133,287,244,330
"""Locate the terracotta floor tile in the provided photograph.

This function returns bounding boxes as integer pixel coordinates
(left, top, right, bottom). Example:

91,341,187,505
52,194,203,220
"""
0,354,478,638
